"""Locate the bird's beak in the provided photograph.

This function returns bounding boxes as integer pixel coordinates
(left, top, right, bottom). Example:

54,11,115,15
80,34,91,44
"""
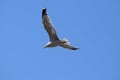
43,46,47,49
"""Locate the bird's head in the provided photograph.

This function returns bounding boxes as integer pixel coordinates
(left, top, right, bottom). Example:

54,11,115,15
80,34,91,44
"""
43,46,47,49
43,42,51,49
43,44,49,49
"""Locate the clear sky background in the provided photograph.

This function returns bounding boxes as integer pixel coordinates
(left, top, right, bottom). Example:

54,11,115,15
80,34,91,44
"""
1,0,120,80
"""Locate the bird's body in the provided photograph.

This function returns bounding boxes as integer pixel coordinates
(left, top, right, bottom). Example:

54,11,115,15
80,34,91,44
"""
44,39,66,48
42,8,79,50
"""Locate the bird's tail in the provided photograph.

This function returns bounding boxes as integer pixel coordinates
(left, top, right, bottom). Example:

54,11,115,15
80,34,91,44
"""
60,38,70,43
61,38,68,41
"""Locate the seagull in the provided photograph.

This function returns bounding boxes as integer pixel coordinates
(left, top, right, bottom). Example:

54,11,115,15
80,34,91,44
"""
42,8,79,50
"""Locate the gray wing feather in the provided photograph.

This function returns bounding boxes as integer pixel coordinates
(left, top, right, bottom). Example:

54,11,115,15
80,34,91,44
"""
42,14,59,41
60,42,79,50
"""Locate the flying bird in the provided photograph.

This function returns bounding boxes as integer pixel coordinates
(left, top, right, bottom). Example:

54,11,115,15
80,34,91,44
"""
42,8,79,50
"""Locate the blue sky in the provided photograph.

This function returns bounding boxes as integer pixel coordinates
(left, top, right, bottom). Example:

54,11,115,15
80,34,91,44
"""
1,0,120,80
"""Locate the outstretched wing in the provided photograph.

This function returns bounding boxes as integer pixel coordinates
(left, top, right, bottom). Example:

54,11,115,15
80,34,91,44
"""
60,41,79,50
42,8,59,41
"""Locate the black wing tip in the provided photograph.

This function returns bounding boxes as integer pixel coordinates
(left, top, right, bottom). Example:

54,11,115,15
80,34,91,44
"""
72,48,80,50
42,8,47,16
42,7,47,10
